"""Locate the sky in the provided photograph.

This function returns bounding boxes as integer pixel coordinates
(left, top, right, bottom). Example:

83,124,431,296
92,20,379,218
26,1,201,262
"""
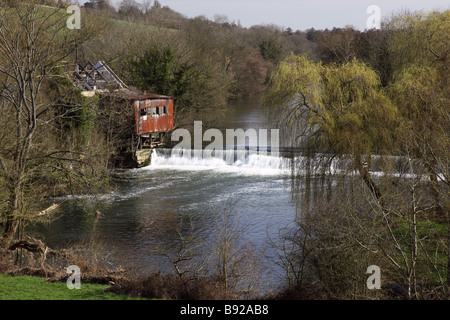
79,0,449,31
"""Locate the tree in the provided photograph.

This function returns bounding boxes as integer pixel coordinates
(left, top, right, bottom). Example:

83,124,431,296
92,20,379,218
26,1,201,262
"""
387,10,449,295
259,38,283,63
153,216,207,280
83,0,115,11
127,45,199,115
388,10,449,216
263,10,449,299
354,28,393,86
317,27,359,63
153,0,161,9
264,54,399,203
117,0,142,22
0,2,104,248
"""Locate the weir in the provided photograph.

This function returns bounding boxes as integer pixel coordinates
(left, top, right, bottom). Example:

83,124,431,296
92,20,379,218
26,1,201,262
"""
144,147,417,179
147,147,290,176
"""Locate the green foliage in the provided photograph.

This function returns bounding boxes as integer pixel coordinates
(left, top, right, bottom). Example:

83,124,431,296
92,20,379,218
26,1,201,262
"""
387,10,449,220
259,39,283,63
129,45,174,93
387,11,449,129
387,10,449,74
47,69,99,146
127,45,200,113
264,54,399,157
264,10,449,299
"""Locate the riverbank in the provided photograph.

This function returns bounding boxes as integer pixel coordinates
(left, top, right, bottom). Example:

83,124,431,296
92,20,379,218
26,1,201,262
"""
0,255,233,300
0,273,143,300
0,256,145,300
0,266,325,301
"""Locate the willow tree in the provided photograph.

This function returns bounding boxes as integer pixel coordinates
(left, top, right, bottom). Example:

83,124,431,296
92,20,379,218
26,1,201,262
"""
263,54,399,203
264,11,449,298
388,10,449,217
387,10,449,296
263,54,404,298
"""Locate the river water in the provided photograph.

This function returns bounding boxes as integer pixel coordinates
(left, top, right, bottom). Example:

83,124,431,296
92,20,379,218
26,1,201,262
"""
35,96,300,295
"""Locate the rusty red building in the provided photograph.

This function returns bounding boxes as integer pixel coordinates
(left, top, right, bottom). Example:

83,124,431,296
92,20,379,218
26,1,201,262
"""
107,90,175,148
134,92,174,147
68,61,174,150
133,93,174,137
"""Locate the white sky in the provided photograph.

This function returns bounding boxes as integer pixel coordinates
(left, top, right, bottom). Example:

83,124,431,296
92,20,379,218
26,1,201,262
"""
78,0,449,30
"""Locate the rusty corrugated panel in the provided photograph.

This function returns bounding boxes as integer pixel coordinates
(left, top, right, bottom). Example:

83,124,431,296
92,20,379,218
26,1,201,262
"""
135,96,174,135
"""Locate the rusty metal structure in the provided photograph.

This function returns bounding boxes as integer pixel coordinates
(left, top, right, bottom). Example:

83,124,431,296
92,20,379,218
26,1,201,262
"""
135,94,174,139
67,61,175,150
109,91,175,148
71,61,127,91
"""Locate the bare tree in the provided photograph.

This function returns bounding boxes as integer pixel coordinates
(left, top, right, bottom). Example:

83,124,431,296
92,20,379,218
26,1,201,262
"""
210,199,264,299
152,216,208,280
0,1,101,249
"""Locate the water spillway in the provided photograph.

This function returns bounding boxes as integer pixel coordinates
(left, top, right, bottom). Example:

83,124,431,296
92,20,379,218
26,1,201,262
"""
146,148,291,176
146,148,414,178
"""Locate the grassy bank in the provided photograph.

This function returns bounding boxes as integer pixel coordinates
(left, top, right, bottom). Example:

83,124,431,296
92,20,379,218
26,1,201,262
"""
0,274,145,300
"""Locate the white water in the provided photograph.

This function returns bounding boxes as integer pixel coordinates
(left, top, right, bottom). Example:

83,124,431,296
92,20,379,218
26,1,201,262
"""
145,148,292,176
145,148,416,179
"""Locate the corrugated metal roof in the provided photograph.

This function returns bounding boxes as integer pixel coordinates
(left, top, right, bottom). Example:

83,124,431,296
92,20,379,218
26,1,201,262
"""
69,61,128,91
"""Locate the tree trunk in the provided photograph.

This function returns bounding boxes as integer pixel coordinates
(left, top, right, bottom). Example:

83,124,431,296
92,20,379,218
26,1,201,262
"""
429,171,444,217
2,219,19,249
354,155,383,204
1,191,21,249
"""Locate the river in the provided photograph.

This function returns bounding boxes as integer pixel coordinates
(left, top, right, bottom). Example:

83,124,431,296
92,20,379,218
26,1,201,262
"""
35,96,300,295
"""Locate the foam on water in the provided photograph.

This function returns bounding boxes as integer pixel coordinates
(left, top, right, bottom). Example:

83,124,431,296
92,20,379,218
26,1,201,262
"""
143,148,291,176
141,148,433,181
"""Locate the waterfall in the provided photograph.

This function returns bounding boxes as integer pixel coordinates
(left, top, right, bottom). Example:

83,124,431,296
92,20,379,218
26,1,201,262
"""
144,148,290,176
144,148,423,179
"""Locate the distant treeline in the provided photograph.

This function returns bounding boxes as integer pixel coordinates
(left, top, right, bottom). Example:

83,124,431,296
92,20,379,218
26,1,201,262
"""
36,1,424,126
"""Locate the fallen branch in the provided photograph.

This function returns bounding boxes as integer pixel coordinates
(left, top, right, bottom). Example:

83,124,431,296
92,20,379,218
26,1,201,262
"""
31,204,60,219
8,238,73,261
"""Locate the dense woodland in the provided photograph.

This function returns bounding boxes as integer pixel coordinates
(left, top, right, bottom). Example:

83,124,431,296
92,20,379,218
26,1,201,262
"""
0,0,448,300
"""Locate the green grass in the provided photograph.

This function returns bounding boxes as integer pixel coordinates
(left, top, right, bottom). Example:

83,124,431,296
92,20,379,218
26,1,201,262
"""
391,218,449,286
393,219,448,239
0,274,145,300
